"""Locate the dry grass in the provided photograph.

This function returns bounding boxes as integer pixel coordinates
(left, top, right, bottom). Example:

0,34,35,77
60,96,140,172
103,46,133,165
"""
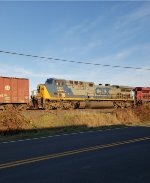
62,109,140,127
22,108,141,129
1,106,150,134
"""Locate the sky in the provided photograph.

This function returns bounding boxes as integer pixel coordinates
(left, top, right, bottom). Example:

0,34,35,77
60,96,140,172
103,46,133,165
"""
0,1,150,92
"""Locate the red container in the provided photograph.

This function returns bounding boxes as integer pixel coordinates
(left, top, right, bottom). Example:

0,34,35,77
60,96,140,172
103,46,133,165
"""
0,76,29,104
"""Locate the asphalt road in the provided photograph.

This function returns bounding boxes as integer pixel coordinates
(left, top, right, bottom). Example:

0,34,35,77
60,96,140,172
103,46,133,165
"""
0,126,150,183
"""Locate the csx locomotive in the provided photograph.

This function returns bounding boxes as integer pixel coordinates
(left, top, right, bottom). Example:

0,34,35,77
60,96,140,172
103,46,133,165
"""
32,78,136,109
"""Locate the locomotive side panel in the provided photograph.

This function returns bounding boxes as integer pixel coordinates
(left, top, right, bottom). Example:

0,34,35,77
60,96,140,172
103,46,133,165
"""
65,80,95,98
45,78,92,99
43,78,133,101
94,85,119,99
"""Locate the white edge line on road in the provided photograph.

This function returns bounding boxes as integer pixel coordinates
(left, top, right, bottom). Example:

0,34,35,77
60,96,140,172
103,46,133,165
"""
0,126,133,144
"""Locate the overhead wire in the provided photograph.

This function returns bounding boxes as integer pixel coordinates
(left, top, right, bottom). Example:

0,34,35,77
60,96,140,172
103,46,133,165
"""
0,50,150,71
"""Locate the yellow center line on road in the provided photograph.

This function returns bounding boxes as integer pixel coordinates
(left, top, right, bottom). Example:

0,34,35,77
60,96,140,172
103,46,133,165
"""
0,136,150,170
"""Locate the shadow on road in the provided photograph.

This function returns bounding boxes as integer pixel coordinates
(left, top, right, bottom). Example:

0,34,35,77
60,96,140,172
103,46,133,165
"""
0,124,130,141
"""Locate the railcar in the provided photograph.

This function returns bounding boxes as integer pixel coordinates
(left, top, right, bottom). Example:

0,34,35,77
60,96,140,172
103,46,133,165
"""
0,76,29,109
32,78,134,109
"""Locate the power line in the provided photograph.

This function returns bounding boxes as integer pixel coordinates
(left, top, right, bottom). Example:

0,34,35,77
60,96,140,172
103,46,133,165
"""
0,50,150,71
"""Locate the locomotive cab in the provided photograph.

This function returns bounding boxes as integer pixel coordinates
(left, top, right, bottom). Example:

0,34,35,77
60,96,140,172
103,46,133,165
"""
134,87,150,104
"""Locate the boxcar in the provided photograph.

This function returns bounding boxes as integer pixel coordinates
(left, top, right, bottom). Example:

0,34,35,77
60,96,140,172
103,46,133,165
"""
0,76,29,107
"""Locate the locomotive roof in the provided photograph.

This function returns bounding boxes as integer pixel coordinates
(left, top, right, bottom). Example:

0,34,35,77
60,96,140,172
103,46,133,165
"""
46,78,135,88
134,87,150,90
46,78,94,84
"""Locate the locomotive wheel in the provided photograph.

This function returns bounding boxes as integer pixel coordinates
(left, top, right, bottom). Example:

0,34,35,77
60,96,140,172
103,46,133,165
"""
44,102,52,110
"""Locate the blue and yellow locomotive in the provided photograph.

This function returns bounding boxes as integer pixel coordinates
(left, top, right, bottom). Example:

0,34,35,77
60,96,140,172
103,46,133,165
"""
32,78,134,109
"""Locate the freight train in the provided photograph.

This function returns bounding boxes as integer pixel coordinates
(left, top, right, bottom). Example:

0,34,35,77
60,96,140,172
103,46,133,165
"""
0,76,150,110
31,78,150,109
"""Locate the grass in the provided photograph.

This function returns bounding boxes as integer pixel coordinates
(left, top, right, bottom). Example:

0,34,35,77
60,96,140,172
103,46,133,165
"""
23,109,140,128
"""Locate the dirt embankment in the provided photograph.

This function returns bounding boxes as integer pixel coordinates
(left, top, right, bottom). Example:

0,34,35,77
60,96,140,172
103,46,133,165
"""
0,105,28,133
0,105,150,133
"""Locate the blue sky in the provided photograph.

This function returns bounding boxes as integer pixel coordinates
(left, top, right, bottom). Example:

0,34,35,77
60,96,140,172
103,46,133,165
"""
0,1,150,92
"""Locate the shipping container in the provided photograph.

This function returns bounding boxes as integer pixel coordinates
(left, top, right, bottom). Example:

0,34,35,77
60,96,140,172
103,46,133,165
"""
0,76,29,104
